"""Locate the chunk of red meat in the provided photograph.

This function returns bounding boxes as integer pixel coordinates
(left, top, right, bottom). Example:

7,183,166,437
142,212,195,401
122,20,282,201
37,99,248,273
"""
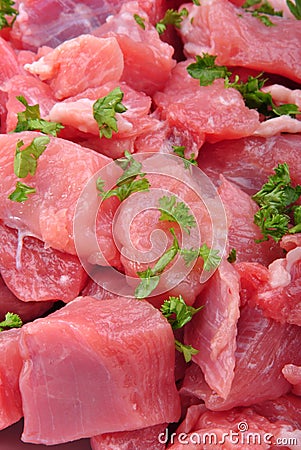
181,304,301,410
184,260,240,399
48,82,159,158
19,296,180,444
168,403,301,449
0,37,23,86
94,2,176,96
25,35,124,99
245,246,301,326
218,176,284,265
0,274,53,323
281,234,301,252
3,74,56,132
91,423,167,450
0,222,88,303
282,366,301,396
198,135,301,195
235,261,269,305
0,132,118,266
253,394,301,429
180,0,301,83
0,329,23,431
154,60,259,145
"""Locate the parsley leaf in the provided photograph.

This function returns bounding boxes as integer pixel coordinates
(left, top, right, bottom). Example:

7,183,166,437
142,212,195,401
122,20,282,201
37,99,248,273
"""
97,151,150,202
227,248,237,263
161,295,203,329
135,228,179,299
175,340,199,362
158,195,197,234
181,243,221,271
192,0,201,4
133,13,146,29
172,145,197,169
155,8,188,34
8,181,36,202
0,0,18,30
0,312,22,331
93,87,127,139
187,53,232,86
289,205,301,233
13,137,50,178
14,96,64,136
286,0,301,18
241,0,283,26
252,163,301,241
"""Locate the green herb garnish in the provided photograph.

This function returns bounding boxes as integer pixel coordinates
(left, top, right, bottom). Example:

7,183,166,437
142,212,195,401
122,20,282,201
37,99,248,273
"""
93,87,127,139
158,195,197,234
0,312,22,331
155,8,188,34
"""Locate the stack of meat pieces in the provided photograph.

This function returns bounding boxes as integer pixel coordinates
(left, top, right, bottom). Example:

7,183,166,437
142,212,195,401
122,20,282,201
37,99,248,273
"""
0,0,300,448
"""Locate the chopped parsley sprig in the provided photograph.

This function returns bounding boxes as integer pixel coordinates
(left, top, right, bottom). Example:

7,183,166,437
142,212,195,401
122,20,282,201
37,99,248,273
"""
172,145,197,169
14,96,64,136
187,54,301,119
180,243,221,271
0,0,18,30
8,136,50,202
155,8,188,34
286,0,301,18
133,13,146,29
252,163,301,242
241,0,283,26
93,87,127,139
161,295,202,362
0,312,22,331
97,151,150,202
158,195,197,234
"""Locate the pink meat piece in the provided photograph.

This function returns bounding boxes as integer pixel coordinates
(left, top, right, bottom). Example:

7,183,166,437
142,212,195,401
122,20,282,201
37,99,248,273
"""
112,154,227,305
181,304,301,410
94,2,176,96
19,296,180,445
253,116,301,138
25,35,124,99
3,73,56,132
235,261,270,305
247,246,301,326
91,423,167,450
0,329,23,431
11,0,166,51
0,222,88,303
281,234,301,252
48,82,159,158
282,365,301,396
218,176,284,265
168,403,301,449
154,60,260,144
198,135,301,195
0,274,53,323
0,37,23,86
0,132,119,267
261,84,301,109
180,0,301,83
253,394,301,429
184,260,240,399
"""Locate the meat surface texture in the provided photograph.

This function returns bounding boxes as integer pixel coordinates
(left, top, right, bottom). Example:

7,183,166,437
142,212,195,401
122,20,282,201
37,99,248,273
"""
19,296,180,445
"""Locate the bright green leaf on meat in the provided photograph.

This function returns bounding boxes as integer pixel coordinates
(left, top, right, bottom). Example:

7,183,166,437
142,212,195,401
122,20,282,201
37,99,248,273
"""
227,248,237,263
133,13,146,29
187,53,232,86
252,163,301,242
0,0,18,30
93,87,127,139
158,195,197,234
175,340,199,362
97,151,150,202
135,228,180,299
161,295,203,330
13,137,50,178
172,145,197,169
0,312,22,331
192,0,201,5
287,0,301,19
241,0,283,26
14,96,64,136
181,243,221,271
8,181,36,202
225,74,301,118
289,206,301,233
155,8,188,34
